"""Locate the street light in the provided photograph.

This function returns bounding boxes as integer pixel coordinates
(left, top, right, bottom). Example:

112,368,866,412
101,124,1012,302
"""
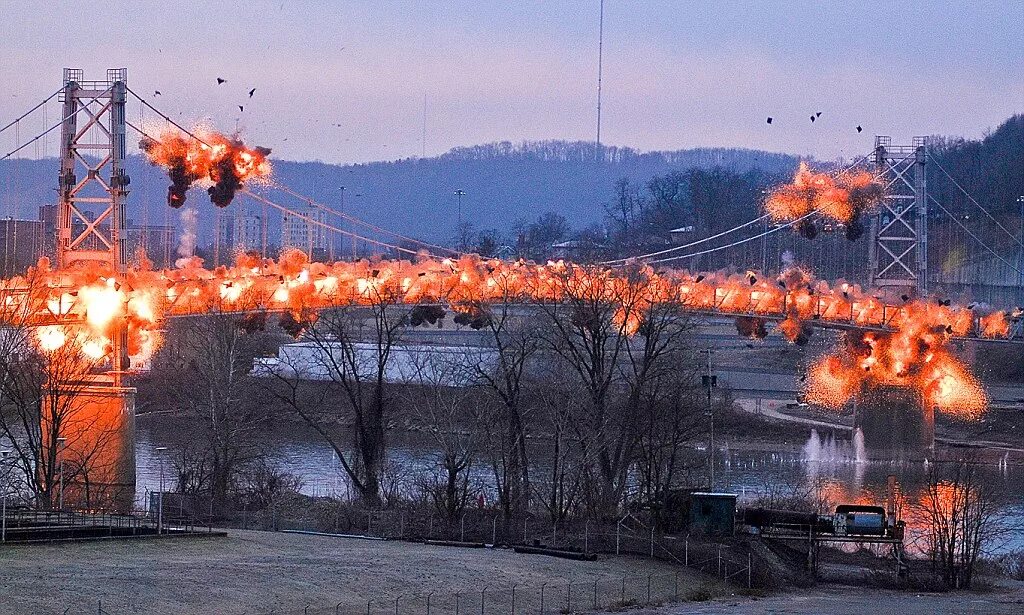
453,189,466,249
56,437,66,511
155,446,168,535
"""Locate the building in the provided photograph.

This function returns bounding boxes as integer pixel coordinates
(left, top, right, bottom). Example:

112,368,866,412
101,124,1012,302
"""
233,213,263,252
0,217,44,276
550,239,608,262
669,225,695,244
281,206,328,257
253,339,496,387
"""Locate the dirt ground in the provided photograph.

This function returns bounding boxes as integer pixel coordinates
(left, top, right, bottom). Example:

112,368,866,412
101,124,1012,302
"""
629,582,1024,615
0,529,711,614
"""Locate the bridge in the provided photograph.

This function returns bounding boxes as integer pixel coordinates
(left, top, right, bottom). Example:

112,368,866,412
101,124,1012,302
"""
1,68,1023,510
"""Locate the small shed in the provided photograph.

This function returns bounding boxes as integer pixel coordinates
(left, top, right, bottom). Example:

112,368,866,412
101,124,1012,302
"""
688,492,737,537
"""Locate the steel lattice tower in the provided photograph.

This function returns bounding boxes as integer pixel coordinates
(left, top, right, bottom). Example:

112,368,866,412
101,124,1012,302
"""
56,67,131,381
868,136,928,295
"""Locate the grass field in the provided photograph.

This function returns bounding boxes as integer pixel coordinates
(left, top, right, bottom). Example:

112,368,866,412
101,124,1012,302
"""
0,529,716,614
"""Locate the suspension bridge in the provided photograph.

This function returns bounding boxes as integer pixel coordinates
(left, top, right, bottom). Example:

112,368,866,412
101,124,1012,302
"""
1,68,1023,510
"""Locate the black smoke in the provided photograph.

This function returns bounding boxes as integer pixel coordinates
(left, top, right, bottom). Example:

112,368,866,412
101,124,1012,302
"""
735,316,768,340
796,219,819,240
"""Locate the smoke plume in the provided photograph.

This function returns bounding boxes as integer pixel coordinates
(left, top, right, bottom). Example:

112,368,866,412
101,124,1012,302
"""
175,206,198,267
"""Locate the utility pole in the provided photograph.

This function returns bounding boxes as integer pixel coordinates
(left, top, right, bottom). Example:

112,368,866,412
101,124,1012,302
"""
336,186,345,262
1017,195,1023,287
155,446,167,535
595,0,605,163
57,437,67,510
703,349,717,490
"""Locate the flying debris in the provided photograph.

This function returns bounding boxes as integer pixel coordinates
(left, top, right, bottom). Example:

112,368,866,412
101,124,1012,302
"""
766,117,773,124
248,88,256,98
216,77,227,85
856,125,863,133
735,316,768,340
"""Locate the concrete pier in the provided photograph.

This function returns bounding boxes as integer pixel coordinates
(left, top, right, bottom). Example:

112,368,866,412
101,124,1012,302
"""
43,375,136,513
853,386,934,460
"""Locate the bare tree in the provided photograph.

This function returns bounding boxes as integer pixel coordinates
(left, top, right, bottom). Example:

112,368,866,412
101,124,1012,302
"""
468,272,539,519
0,280,117,510
531,357,585,522
151,313,274,511
535,265,634,517
404,349,477,522
265,280,410,506
914,458,1007,589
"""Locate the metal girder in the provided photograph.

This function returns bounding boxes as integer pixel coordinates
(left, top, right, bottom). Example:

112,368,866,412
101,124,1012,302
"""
869,136,928,295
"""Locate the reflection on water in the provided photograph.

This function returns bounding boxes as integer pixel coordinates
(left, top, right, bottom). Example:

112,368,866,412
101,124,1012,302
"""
136,416,1024,551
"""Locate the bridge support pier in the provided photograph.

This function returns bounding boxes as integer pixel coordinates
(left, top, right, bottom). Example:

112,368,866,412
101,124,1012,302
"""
43,375,136,513
853,386,934,461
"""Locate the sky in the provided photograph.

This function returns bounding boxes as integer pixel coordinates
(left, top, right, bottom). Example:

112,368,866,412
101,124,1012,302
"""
1,0,1022,164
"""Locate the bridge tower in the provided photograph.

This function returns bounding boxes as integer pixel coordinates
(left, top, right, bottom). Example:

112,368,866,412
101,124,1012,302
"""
868,136,929,295
53,68,135,511
862,137,935,456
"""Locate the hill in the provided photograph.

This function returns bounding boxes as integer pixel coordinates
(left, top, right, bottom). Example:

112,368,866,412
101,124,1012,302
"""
0,140,798,246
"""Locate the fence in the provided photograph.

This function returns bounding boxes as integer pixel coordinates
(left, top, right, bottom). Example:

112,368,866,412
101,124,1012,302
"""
27,503,764,614
1,503,212,543
217,506,764,614
313,569,717,615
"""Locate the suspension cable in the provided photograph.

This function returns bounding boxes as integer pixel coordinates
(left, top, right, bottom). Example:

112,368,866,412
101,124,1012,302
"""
928,195,1024,277
268,183,460,257
930,154,1024,251
0,87,62,135
600,214,772,265
127,87,456,256
125,87,210,146
1,86,113,161
603,153,875,265
644,212,817,266
241,189,423,257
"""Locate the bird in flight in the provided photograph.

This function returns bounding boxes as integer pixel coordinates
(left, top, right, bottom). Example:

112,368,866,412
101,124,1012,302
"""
249,88,256,98
217,77,227,85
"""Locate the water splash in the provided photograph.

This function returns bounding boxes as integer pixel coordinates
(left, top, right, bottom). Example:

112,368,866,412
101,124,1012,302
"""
803,428,866,464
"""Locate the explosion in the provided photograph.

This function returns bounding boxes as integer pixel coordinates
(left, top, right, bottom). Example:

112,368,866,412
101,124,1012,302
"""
805,326,988,420
1,250,1011,421
139,129,272,208
765,162,884,240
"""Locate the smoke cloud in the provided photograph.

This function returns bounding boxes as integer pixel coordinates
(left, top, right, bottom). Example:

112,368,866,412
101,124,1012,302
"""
765,162,884,241
139,130,271,209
